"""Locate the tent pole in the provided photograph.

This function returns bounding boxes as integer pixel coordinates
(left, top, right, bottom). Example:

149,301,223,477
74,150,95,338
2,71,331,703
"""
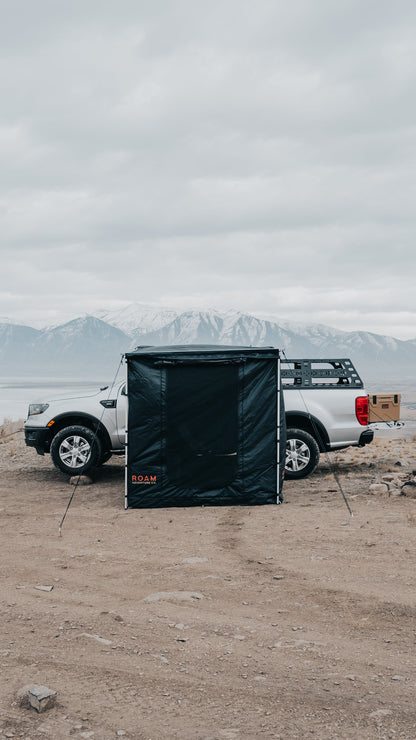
124,358,129,510
276,353,281,502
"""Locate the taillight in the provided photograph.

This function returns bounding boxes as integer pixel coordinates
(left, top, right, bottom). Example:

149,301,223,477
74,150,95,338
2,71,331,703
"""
356,396,369,426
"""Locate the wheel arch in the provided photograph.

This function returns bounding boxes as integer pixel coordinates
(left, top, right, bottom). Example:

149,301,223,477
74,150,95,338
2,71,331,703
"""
285,412,329,452
45,413,111,454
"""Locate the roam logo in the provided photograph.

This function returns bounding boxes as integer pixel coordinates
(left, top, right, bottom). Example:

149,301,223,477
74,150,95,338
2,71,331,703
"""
131,474,157,485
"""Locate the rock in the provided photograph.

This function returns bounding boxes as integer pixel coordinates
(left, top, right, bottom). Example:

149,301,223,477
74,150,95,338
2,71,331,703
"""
387,483,400,493
401,483,416,499
389,488,403,497
17,684,57,713
391,675,405,681
369,483,388,495
79,633,112,645
34,585,54,592
69,475,93,485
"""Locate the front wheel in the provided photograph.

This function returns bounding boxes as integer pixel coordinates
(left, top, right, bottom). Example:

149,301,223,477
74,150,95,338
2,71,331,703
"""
50,425,102,476
285,428,320,480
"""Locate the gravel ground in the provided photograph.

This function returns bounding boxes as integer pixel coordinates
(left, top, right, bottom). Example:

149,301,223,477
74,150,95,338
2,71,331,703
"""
0,422,416,739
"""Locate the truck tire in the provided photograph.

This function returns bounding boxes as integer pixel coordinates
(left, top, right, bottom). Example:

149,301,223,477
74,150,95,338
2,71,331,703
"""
50,425,102,476
285,428,320,480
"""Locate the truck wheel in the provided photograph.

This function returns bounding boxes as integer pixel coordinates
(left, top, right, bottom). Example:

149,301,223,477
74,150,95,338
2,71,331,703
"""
285,428,320,480
50,425,102,476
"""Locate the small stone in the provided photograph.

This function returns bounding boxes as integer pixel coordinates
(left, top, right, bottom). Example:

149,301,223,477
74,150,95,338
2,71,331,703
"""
116,732,127,737
369,484,388,495
391,675,405,681
401,483,416,499
19,685,57,713
79,633,112,645
34,585,54,592
69,475,93,485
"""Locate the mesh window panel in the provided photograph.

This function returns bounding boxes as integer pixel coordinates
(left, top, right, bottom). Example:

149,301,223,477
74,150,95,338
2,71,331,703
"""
166,364,239,490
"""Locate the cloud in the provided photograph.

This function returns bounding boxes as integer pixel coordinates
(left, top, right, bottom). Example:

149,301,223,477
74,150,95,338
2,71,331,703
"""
0,1,415,338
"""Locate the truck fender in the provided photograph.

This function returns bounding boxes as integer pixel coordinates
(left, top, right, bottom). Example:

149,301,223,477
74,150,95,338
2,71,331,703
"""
285,411,329,452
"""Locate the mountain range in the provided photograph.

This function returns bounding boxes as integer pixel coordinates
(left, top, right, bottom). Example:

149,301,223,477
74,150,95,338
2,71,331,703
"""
0,304,414,383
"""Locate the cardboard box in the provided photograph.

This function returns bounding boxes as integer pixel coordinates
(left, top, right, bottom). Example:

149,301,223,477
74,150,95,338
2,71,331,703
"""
368,393,401,423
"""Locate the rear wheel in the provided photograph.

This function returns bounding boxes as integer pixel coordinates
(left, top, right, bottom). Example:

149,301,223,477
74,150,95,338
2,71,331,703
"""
50,425,102,476
285,428,320,480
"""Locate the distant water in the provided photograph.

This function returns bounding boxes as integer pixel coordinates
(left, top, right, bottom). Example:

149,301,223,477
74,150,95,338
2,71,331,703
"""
0,377,106,425
1,376,415,440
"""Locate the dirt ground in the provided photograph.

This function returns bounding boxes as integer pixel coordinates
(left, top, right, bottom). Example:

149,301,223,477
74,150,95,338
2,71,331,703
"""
1,423,416,740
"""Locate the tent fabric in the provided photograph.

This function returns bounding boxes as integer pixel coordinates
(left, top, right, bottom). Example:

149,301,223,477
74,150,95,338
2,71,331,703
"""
125,345,285,508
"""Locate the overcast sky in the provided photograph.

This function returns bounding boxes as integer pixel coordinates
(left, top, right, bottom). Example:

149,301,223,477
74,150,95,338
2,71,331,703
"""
1,0,415,339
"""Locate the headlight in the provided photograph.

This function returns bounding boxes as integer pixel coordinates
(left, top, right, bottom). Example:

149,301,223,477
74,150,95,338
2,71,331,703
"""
28,403,49,417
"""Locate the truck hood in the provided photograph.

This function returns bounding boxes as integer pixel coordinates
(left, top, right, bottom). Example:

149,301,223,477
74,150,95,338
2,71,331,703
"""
29,384,115,404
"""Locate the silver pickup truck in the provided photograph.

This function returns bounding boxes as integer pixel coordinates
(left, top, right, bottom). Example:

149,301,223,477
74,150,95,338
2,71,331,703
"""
282,358,373,478
24,357,373,480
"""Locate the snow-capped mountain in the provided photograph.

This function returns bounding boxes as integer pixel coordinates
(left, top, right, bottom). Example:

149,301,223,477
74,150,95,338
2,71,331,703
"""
95,303,182,336
0,316,129,378
129,309,317,357
0,304,414,381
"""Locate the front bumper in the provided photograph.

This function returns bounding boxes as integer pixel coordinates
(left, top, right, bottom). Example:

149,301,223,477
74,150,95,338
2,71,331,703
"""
358,429,374,447
24,426,52,455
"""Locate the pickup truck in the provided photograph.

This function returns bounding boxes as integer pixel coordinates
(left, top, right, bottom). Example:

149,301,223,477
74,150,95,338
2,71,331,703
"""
24,357,373,480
